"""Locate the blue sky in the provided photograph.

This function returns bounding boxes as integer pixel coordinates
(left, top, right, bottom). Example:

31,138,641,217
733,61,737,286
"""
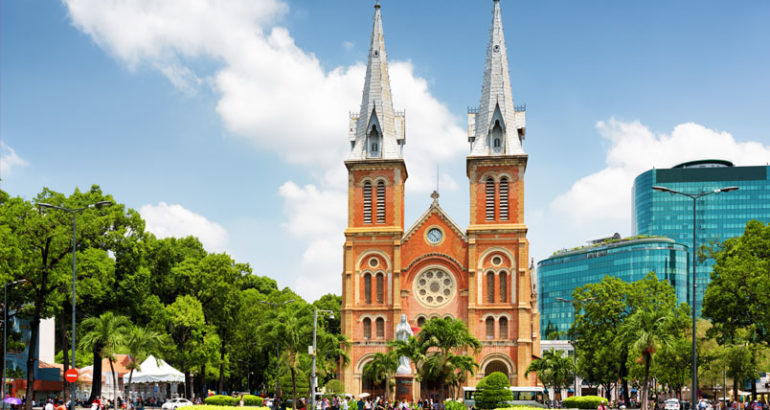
2,0,770,301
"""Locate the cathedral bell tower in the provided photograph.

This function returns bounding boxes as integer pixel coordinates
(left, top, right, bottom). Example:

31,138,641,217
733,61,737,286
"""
341,1,407,393
466,0,539,386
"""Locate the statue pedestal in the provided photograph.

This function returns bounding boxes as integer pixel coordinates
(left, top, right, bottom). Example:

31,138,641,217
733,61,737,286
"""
395,375,414,403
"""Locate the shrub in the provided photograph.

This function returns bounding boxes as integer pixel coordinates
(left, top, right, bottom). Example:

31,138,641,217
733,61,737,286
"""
475,372,513,409
493,407,543,410
243,395,264,406
204,395,239,406
444,400,465,410
562,396,607,409
325,379,346,394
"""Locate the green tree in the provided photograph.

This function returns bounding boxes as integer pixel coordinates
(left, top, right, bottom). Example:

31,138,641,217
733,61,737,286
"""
362,351,398,400
703,220,770,347
0,186,141,410
621,309,674,410
124,325,167,397
390,317,480,401
474,371,512,409
79,312,132,403
259,302,313,410
159,295,218,399
525,349,575,400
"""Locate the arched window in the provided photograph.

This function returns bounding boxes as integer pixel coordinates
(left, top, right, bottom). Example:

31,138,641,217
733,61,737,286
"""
376,181,386,223
376,318,385,338
363,182,372,224
364,273,372,304
499,317,508,339
485,317,495,339
376,273,384,304
363,318,371,340
499,177,509,220
499,271,508,303
491,120,503,154
367,126,381,158
485,177,495,221
417,317,426,327
486,271,495,303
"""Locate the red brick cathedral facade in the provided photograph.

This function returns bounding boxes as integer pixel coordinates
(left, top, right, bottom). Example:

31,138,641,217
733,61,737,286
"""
340,0,540,397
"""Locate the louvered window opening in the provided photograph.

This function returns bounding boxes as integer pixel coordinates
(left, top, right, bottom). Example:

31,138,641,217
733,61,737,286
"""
485,178,495,220
499,272,507,303
486,272,495,303
499,317,508,339
485,317,495,339
376,273,384,304
376,318,385,338
499,177,509,220
363,182,372,224
376,181,386,223
363,318,371,339
364,274,372,304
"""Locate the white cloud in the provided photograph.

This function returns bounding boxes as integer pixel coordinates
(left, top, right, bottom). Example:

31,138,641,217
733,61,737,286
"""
65,0,469,301
551,118,770,229
0,143,28,178
343,41,354,51
139,202,229,253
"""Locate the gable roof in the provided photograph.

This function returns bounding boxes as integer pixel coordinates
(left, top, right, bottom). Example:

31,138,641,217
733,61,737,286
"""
403,193,467,243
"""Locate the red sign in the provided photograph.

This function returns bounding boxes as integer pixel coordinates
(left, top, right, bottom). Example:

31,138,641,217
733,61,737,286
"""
64,369,79,383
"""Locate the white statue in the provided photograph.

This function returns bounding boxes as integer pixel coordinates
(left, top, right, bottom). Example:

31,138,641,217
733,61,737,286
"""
395,314,414,375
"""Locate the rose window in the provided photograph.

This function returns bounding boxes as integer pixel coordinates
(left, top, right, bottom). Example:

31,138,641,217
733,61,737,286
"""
413,268,456,308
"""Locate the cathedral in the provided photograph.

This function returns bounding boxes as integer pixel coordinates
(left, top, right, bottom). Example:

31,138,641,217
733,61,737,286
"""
340,0,540,397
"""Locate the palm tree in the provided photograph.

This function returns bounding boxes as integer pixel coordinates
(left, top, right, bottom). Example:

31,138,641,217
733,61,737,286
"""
622,309,672,410
391,317,480,402
362,351,399,400
79,312,131,404
525,350,575,401
124,325,166,399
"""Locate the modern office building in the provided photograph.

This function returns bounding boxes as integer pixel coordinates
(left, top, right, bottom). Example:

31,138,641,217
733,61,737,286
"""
538,235,688,339
633,160,770,313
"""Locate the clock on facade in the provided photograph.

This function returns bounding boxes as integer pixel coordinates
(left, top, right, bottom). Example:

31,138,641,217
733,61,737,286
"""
426,228,443,244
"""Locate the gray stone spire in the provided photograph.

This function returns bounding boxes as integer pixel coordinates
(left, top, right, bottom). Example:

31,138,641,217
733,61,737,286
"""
468,0,526,156
348,2,405,161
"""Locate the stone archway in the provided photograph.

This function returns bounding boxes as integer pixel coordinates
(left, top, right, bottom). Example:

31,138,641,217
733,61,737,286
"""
484,360,509,377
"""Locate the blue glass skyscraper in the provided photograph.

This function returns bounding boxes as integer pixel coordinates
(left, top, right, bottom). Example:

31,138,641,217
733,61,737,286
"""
632,160,770,313
538,236,688,339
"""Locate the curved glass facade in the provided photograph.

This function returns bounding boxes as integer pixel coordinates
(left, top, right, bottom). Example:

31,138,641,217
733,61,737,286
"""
538,238,688,339
632,164,770,314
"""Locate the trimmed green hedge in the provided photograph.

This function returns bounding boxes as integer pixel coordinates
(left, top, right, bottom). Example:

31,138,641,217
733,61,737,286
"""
475,372,513,409
444,400,465,410
494,407,544,410
243,395,264,406
203,396,239,406
562,396,607,409
192,406,270,410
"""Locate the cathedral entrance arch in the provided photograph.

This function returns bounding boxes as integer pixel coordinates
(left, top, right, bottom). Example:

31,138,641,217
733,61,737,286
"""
356,354,386,398
480,354,517,384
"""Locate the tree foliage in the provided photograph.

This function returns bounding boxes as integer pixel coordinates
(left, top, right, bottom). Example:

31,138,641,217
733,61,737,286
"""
474,371,512,410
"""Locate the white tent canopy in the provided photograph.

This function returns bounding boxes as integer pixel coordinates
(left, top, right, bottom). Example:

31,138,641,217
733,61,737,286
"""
123,355,184,384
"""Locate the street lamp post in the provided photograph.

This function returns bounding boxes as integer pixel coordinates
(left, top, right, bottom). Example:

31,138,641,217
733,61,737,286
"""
258,300,296,408
555,297,595,398
38,200,112,409
3,279,26,408
311,309,334,410
651,185,738,408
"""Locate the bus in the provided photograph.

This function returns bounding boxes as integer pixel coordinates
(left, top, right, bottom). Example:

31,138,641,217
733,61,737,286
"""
462,386,547,409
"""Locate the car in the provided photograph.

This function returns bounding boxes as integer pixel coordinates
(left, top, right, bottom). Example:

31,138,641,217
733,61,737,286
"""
665,399,681,410
161,398,193,410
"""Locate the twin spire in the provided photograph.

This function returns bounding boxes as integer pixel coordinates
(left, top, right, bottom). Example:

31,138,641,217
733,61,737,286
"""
469,0,526,156
348,2,405,161
347,0,525,161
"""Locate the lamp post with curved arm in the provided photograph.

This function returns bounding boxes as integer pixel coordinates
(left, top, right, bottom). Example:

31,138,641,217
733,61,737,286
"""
651,185,738,407
38,201,112,409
